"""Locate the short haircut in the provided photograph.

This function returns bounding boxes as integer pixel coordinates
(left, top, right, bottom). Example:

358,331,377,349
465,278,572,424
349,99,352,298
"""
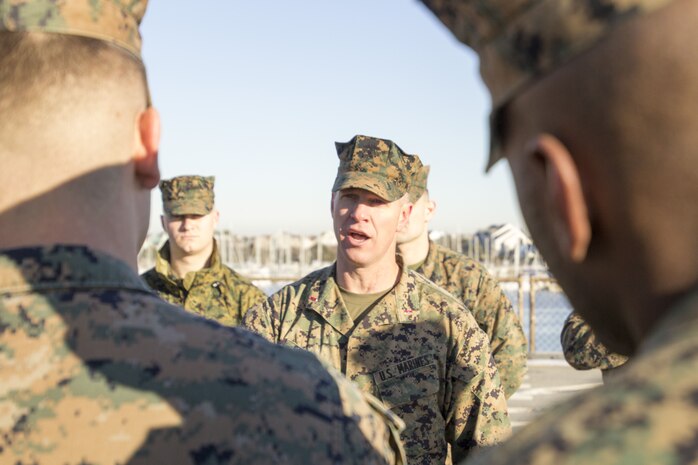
0,32,148,116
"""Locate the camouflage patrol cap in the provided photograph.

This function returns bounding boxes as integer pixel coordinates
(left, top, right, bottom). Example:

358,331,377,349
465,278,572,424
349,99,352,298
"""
408,165,430,202
0,0,148,60
333,135,412,202
420,0,677,170
398,151,429,201
160,175,215,216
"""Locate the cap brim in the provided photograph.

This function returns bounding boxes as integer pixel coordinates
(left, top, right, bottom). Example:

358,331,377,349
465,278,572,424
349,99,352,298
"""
164,201,212,216
486,107,507,173
332,172,401,201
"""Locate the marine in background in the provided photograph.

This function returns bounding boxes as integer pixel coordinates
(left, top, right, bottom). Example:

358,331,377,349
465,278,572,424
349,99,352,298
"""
419,0,698,464
0,1,405,463
141,175,266,326
397,161,527,398
244,134,510,465
561,312,628,382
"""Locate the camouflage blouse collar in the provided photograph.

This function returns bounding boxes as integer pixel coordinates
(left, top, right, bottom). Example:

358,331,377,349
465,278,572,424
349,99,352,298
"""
155,239,224,284
0,245,148,293
154,242,177,280
304,260,421,335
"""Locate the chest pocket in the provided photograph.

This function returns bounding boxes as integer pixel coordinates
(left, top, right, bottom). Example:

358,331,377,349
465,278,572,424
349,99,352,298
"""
372,353,440,409
279,318,345,364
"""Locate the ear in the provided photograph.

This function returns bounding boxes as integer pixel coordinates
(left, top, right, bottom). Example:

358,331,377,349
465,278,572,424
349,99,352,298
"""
424,197,437,223
397,199,413,232
330,192,336,214
133,107,161,189
527,134,591,263
160,214,167,232
212,209,221,227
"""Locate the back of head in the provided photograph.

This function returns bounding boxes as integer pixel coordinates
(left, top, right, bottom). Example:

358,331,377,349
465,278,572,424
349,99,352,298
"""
0,0,149,160
0,32,148,208
421,0,698,353
0,1,155,263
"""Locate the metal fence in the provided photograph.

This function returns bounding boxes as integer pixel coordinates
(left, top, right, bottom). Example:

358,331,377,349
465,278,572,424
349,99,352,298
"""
250,274,572,354
498,276,571,354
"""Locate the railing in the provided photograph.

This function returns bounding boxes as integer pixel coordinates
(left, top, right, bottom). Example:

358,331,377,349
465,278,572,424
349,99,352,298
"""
247,274,571,354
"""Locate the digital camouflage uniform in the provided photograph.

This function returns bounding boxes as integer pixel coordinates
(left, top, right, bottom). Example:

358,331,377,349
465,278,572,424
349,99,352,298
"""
243,264,510,465
561,312,628,379
464,291,698,465
403,162,527,398
244,135,510,465
141,175,267,326
419,0,689,464
414,241,527,397
141,239,266,326
0,4,405,464
0,246,405,465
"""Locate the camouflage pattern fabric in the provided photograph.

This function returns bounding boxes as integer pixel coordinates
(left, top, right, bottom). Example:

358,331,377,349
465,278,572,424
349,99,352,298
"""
561,312,629,375
419,0,677,169
414,242,527,398
243,263,511,465
333,135,419,201
160,175,215,216
0,245,405,465
141,239,266,327
0,0,147,60
407,165,430,202
461,290,698,465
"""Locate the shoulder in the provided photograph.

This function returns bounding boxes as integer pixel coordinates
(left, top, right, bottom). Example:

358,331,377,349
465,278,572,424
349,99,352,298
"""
470,341,697,465
31,288,399,462
407,269,479,326
431,243,486,275
269,265,333,300
408,268,466,309
139,267,159,283
221,265,265,291
92,293,388,448
221,265,253,285
166,311,403,463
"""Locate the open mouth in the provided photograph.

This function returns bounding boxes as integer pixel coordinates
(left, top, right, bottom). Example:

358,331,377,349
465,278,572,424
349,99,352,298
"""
345,229,370,245
349,231,368,240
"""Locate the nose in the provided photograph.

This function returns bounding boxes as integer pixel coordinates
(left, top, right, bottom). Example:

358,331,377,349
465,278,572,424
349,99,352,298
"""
351,202,369,221
180,217,192,230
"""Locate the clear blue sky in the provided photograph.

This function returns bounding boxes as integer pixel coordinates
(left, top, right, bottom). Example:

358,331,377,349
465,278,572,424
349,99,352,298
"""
140,0,523,236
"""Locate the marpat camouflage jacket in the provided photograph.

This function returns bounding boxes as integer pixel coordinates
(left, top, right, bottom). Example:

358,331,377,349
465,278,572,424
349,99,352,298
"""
561,312,629,374
413,242,527,398
243,263,510,465
0,245,405,465
141,239,266,326
464,290,698,465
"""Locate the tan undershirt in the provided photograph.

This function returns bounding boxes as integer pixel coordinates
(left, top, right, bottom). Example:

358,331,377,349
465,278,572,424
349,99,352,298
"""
407,257,427,271
339,288,391,322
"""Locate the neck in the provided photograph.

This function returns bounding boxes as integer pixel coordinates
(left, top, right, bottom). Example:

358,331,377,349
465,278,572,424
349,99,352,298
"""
336,252,401,294
397,230,430,267
169,241,214,278
0,169,146,271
